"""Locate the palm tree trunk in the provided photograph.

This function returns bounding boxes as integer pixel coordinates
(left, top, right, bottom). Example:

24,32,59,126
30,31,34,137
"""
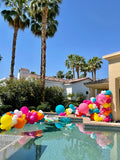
76,67,79,79
93,69,96,81
73,68,75,79
41,7,48,102
92,71,93,80
84,71,87,77
9,27,18,78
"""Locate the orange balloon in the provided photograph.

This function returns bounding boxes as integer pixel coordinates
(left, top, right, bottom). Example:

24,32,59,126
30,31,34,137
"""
6,112,12,116
31,110,36,113
37,112,44,120
14,118,25,129
104,110,111,116
106,95,110,100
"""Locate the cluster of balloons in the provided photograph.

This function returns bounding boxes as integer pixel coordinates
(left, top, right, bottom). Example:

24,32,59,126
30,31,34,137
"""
0,106,44,131
55,90,112,122
88,90,112,122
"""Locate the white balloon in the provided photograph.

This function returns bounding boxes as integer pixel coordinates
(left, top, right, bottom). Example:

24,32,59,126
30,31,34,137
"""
39,110,43,113
68,108,73,114
90,97,95,102
93,104,97,109
101,90,106,94
14,109,19,114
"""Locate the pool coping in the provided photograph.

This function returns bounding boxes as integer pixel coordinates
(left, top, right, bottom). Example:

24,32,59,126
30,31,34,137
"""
49,112,120,132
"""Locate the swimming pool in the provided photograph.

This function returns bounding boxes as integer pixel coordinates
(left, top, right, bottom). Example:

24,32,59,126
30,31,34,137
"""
0,121,120,160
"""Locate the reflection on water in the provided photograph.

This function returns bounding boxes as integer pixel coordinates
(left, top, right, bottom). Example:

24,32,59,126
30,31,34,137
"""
2,121,120,160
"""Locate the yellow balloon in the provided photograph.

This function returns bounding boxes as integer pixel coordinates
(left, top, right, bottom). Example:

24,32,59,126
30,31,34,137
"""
0,115,12,131
65,109,69,115
103,103,111,108
89,104,93,109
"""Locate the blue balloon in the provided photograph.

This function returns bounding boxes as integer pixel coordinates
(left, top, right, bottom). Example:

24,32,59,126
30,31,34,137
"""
109,113,112,119
55,105,65,115
93,108,100,113
55,123,64,129
92,98,96,103
89,109,93,114
81,115,86,117
105,90,112,95
69,104,75,113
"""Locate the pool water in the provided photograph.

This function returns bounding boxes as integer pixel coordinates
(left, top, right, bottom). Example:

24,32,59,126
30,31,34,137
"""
1,121,120,160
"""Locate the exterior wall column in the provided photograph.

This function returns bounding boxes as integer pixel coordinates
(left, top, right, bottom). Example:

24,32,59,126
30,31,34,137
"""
89,88,95,98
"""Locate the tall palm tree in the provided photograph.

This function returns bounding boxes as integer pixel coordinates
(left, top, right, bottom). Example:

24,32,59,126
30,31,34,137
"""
88,57,103,81
2,0,30,78
65,54,76,79
56,70,64,79
29,0,62,102
75,55,85,79
88,59,94,80
81,61,89,77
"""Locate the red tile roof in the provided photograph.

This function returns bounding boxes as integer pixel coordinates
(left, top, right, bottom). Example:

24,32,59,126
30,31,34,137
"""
26,74,92,84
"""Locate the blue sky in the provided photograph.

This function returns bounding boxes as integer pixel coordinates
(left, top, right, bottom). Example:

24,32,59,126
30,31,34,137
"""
0,0,120,79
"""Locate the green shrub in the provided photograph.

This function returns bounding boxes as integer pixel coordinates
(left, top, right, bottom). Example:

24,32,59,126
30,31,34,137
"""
0,105,13,116
0,79,68,111
0,79,42,109
64,92,87,108
37,102,51,112
28,106,36,111
45,86,65,111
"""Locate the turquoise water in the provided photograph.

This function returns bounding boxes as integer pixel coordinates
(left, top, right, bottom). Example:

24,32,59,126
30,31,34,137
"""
2,122,120,160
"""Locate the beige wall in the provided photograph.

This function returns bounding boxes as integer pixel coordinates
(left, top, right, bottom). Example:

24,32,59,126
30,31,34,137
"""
109,59,120,121
103,52,120,121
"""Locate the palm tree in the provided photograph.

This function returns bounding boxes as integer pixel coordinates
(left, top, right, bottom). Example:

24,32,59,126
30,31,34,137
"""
29,0,62,102
88,59,94,80
56,70,64,79
88,57,103,81
65,54,76,79
81,61,89,77
75,55,85,79
65,70,73,79
2,0,30,78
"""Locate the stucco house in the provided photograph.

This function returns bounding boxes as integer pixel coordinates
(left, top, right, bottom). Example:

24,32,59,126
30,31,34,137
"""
17,68,92,99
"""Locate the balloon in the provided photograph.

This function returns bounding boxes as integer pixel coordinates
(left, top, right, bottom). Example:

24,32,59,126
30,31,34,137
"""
0,115,12,131
14,118,25,129
37,112,44,121
96,94,107,105
69,104,75,113
11,115,18,126
55,105,65,115
78,103,89,114
14,109,22,116
29,116,35,124
59,112,66,116
105,90,112,95
20,106,29,115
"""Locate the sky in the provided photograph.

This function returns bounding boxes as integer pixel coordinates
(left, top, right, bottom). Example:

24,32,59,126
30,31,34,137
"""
1,0,120,79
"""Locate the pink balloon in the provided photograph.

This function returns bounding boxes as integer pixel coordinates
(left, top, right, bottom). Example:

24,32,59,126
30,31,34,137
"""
83,100,92,105
20,106,29,115
32,112,37,117
96,94,107,105
78,103,89,114
59,112,66,116
29,116,35,124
